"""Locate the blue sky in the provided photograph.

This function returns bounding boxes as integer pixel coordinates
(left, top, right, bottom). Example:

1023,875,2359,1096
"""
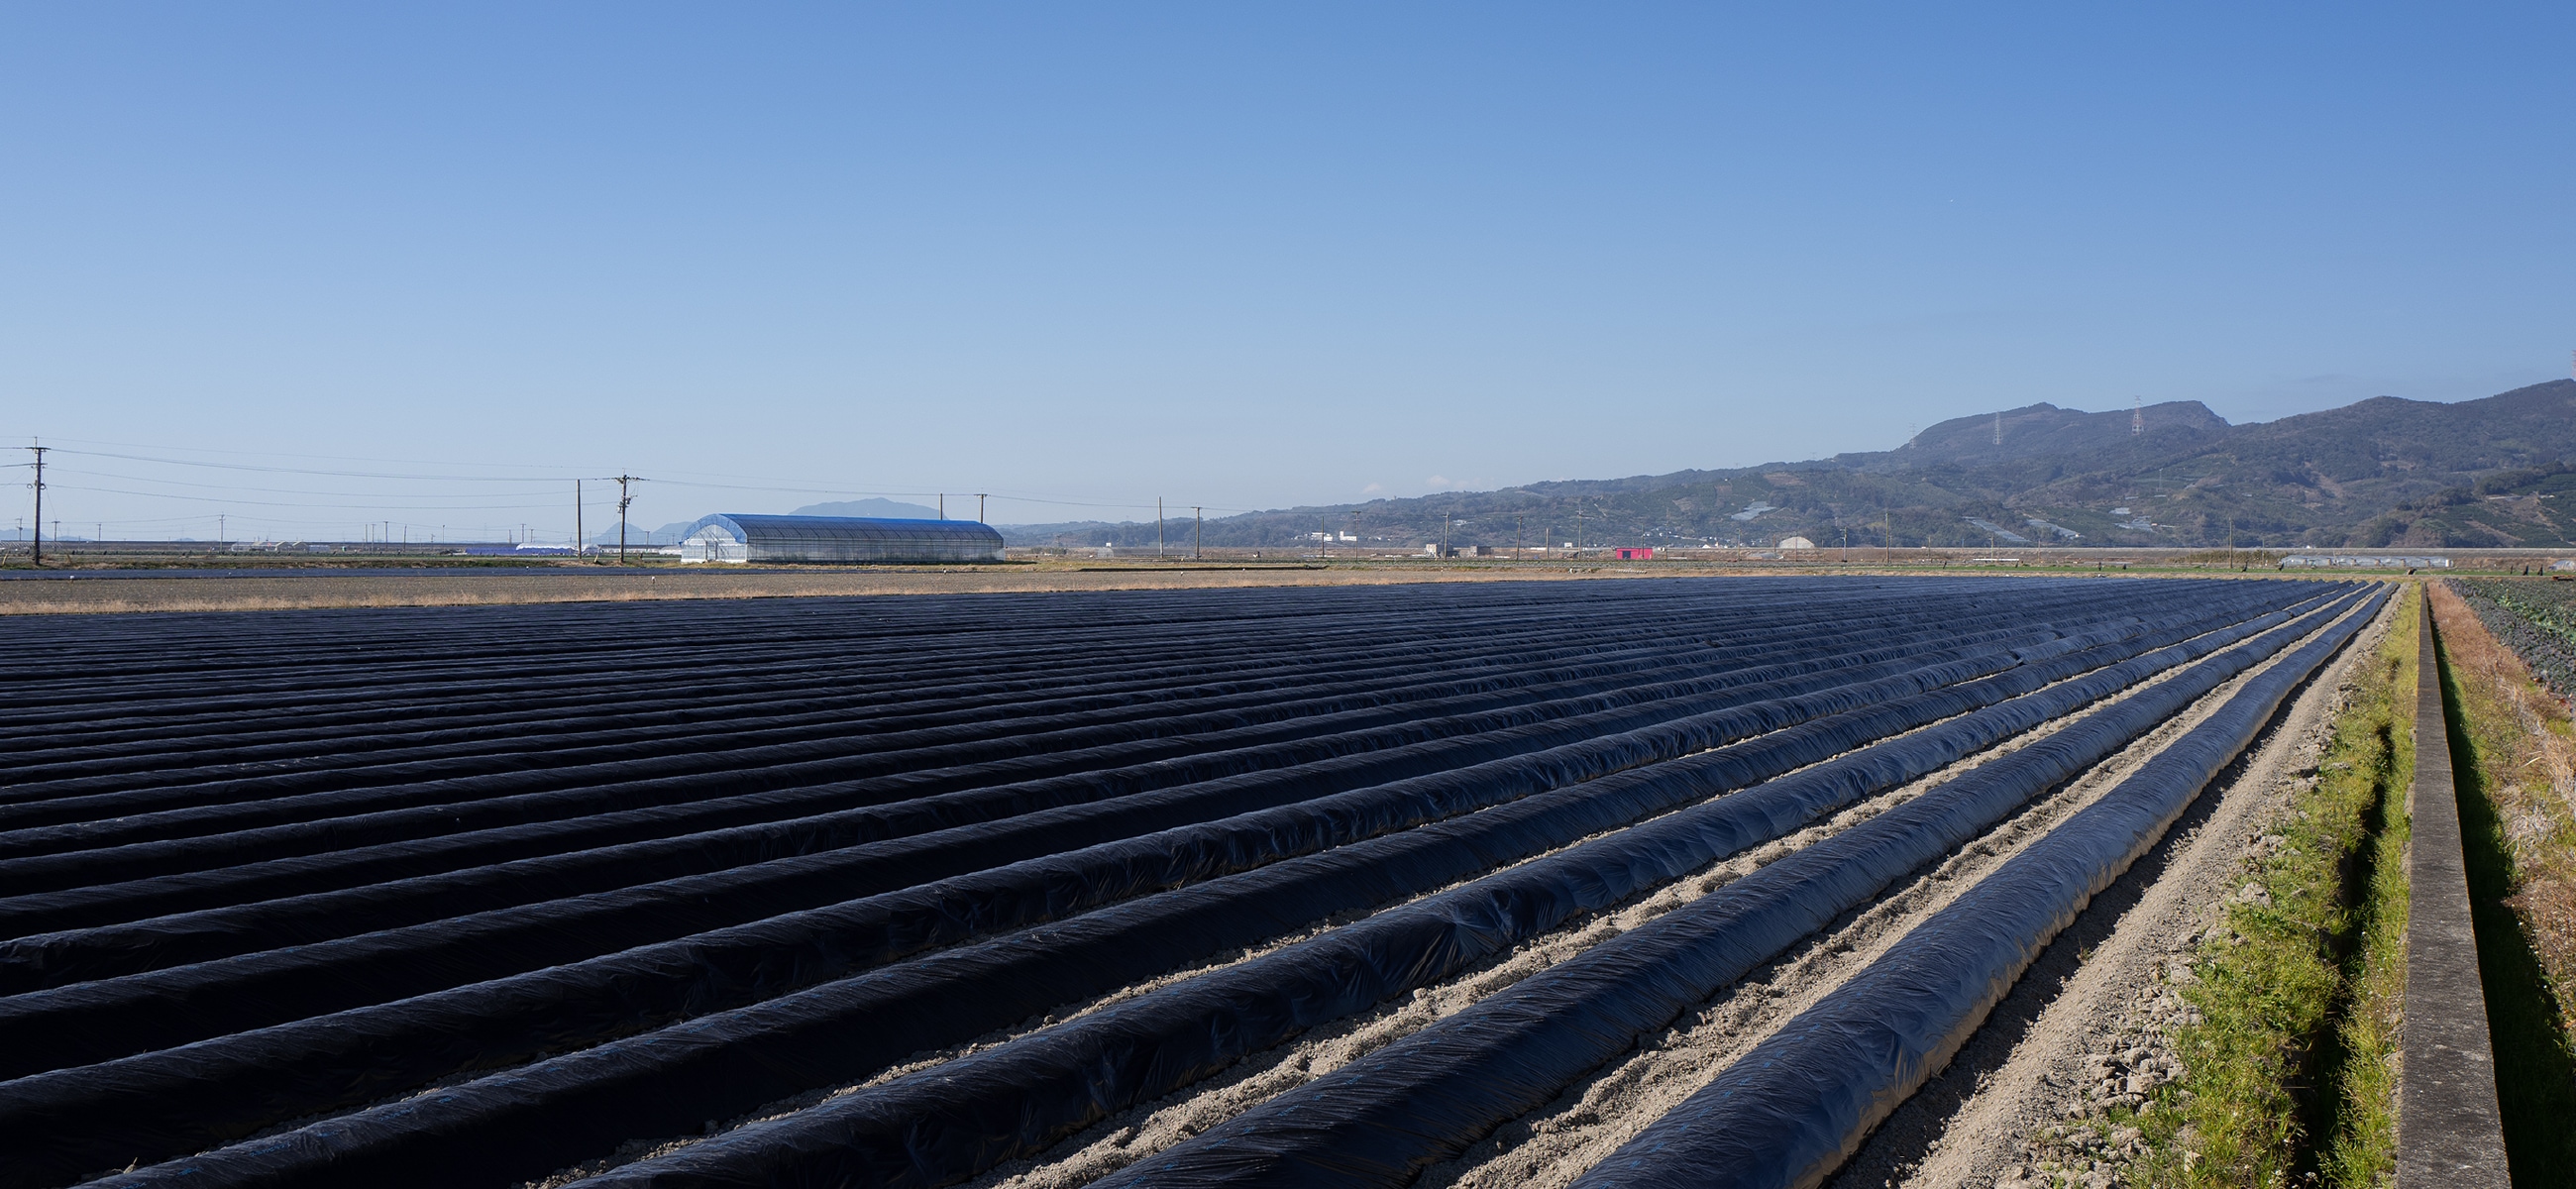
3,3,2571,540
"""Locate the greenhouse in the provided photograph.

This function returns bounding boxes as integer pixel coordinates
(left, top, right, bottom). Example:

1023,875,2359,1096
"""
676,514,1006,565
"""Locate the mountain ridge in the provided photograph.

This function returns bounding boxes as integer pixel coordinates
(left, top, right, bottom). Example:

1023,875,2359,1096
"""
1001,379,2576,550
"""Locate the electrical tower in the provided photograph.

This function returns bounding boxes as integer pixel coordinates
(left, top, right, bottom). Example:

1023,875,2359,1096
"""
1992,411,2002,447
2131,395,2143,435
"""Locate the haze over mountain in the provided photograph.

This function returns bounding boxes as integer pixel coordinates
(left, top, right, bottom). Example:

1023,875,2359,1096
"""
1003,380,2576,552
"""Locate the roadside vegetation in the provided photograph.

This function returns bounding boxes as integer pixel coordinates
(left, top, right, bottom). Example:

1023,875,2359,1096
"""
2428,580,2576,1185
2128,585,2415,1187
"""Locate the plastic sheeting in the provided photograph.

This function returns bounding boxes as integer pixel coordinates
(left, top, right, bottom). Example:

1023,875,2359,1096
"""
1070,589,2379,1189
5,599,2272,1182
1,590,2098,925
7,582,2015,813
4,606,2121,1039
3,643,2081,1068
343,593,2357,1189
1,580,2340,1189
0,600,2103,982
2,628,1892,890
1567,586,2388,1189
676,514,1005,565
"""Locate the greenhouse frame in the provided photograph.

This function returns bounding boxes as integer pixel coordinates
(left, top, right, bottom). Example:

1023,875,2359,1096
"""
676,514,1006,565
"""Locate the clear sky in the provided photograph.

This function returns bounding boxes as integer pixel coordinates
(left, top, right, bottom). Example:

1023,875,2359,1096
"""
4,3,2571,541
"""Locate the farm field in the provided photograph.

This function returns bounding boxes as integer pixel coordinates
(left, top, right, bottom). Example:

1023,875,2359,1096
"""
0,576,2388,1188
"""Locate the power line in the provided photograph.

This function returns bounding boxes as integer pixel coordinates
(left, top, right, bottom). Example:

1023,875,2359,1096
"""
46,484,577,512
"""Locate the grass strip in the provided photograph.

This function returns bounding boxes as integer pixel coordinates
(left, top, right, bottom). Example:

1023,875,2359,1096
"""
2133,585,2415,1187
2427,581,2576,1186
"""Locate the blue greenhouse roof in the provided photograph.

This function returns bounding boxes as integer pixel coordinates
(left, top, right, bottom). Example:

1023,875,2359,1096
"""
685,513,1005,545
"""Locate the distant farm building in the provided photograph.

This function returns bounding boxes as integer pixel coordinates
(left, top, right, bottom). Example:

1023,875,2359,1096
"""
1777,536,1817,550
1616,547,1655,560
677,514,1004,565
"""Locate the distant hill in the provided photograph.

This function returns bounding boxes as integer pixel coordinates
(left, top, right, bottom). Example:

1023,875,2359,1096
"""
788,498,945,520
1001,379,2576,551
590,521,694,547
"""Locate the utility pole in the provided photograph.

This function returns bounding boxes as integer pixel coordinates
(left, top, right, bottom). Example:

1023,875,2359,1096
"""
1193,506,1202,559
615,475,639,563
1516,513,1524,559
938,493,945,520
576,480,585,561
976,493,987,523
1156,497,1166,558
27,442,46,566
